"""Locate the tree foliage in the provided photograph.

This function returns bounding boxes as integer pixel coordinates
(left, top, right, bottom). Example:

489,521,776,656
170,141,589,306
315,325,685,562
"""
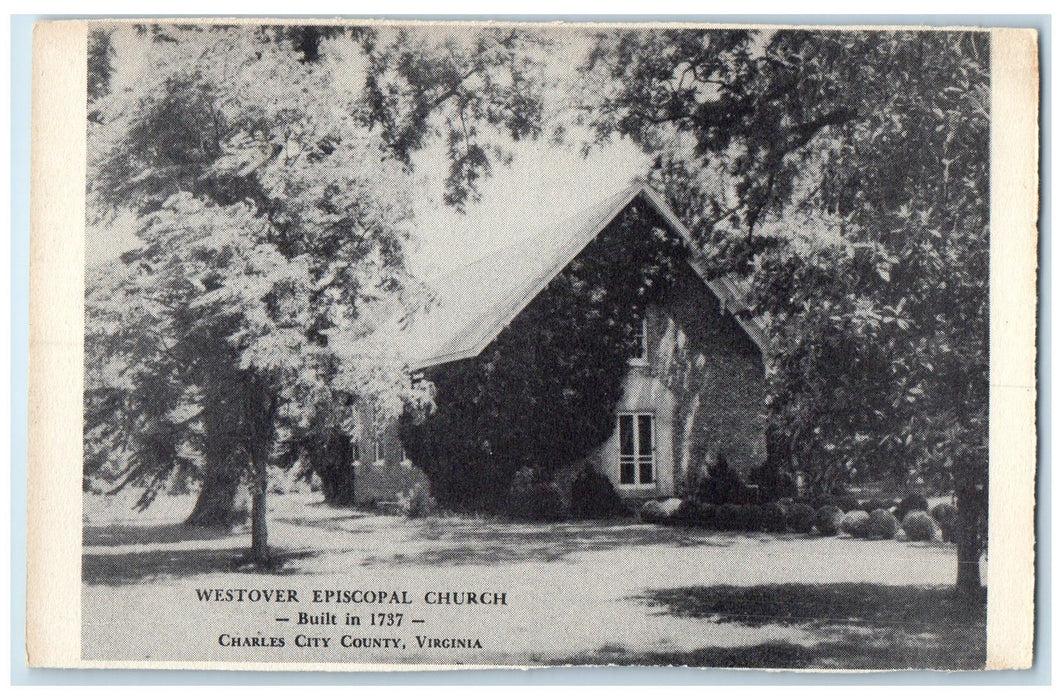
401,202,685,512
583,29,989,588
84,24,546,556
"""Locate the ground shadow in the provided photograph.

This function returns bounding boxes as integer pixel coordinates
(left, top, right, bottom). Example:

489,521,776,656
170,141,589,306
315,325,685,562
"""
569,582,988,670
83,547,315,586
83,522,239,547
635,582,986,628
560,636,985,670
368,520,740,567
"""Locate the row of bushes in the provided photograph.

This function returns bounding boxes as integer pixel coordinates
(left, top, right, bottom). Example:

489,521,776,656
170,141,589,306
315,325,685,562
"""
802,493,937,523
401,466,628,521
641,497,958,543
692,455,938,523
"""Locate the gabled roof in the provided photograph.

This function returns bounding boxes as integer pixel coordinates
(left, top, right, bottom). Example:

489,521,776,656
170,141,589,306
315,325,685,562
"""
391,182,768,370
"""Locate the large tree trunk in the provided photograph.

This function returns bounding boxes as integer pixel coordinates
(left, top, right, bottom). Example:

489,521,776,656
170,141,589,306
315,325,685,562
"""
955,471,987,593
310,430,358,507
184,453,243,528
186,376,244,529
250,453,270,568
956,523,982,592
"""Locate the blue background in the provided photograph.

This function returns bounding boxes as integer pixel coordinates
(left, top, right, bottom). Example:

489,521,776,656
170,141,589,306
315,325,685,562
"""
8,12,1051,685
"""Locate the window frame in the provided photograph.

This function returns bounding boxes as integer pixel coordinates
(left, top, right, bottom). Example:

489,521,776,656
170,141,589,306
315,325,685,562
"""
630,316,649,366
616,411,656,488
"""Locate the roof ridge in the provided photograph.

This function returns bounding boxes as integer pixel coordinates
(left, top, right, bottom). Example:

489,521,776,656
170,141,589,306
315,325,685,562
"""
423,183,645,282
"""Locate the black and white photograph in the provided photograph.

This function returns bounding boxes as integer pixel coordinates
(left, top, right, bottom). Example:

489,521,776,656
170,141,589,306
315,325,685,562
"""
24,18,1038,671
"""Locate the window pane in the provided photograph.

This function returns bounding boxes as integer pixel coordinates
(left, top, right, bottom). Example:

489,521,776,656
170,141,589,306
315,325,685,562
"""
639,459,653,484
619,415,634,457
620,460,635,484
638,415,653,456
632,317,647,360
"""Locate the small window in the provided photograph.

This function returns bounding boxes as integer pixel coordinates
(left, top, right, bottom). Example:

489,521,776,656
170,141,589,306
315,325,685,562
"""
618,413,655,486
352,442,361,465
631,317,648,362
373,438,384,465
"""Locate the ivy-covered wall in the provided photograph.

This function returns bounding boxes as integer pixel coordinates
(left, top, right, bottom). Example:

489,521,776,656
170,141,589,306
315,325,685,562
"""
659,263,767,491
584,263,766,498
397,196,766,510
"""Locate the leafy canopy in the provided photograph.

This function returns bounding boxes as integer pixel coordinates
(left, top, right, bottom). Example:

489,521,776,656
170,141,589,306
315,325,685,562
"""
583,29,989,499
85,24,547,504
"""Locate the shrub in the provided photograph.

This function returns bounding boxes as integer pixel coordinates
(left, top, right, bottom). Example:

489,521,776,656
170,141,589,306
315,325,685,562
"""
902,510,939,542
399,483,437,518
671,499,719,528
668,499,696,526
931,503,959,542
761,502,788,533
867,509,900,540
736,504,763,531
716,503,742,530
841,510,871,538
896,494,930,520
640,498,682,524
697,503,719,529
860,499,894,513
833,495,862,513
748,462,797,502
508,468,567,521
696,454,756,505
815,505,844,536
570,465,626,519
640,499,667,524
786,503,817,533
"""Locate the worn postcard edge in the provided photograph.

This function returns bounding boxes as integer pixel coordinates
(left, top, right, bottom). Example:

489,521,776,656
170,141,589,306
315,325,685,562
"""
25,19,1040,672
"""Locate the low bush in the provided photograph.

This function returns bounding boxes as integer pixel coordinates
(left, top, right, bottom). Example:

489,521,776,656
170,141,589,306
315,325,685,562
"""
748,462,798,502
639,499,667,524
815,505,844,536
717,503,742,530
896,494,930,520
570,466,626,519
867,508,900,540
761,502,788,532
834,495,862,513
399,483,437,518
736,504,763,531
931,502,959,543
669,499,704,526
696,454,757,505
786,503,817,534
508,468,567,521
701,503,720,528
860,499,895,514
841,510,871,538
640,498,682,524
902,510,939,542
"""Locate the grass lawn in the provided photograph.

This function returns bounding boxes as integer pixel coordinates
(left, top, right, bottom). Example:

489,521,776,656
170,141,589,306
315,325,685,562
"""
81,490,985,670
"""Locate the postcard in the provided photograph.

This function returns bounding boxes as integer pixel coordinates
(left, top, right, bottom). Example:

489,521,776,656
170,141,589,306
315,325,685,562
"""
27,19,1038,671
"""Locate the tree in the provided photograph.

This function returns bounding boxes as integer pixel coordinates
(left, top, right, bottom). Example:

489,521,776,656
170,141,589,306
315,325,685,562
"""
85,24,545,565
583,29,989,590
401,202,685,512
